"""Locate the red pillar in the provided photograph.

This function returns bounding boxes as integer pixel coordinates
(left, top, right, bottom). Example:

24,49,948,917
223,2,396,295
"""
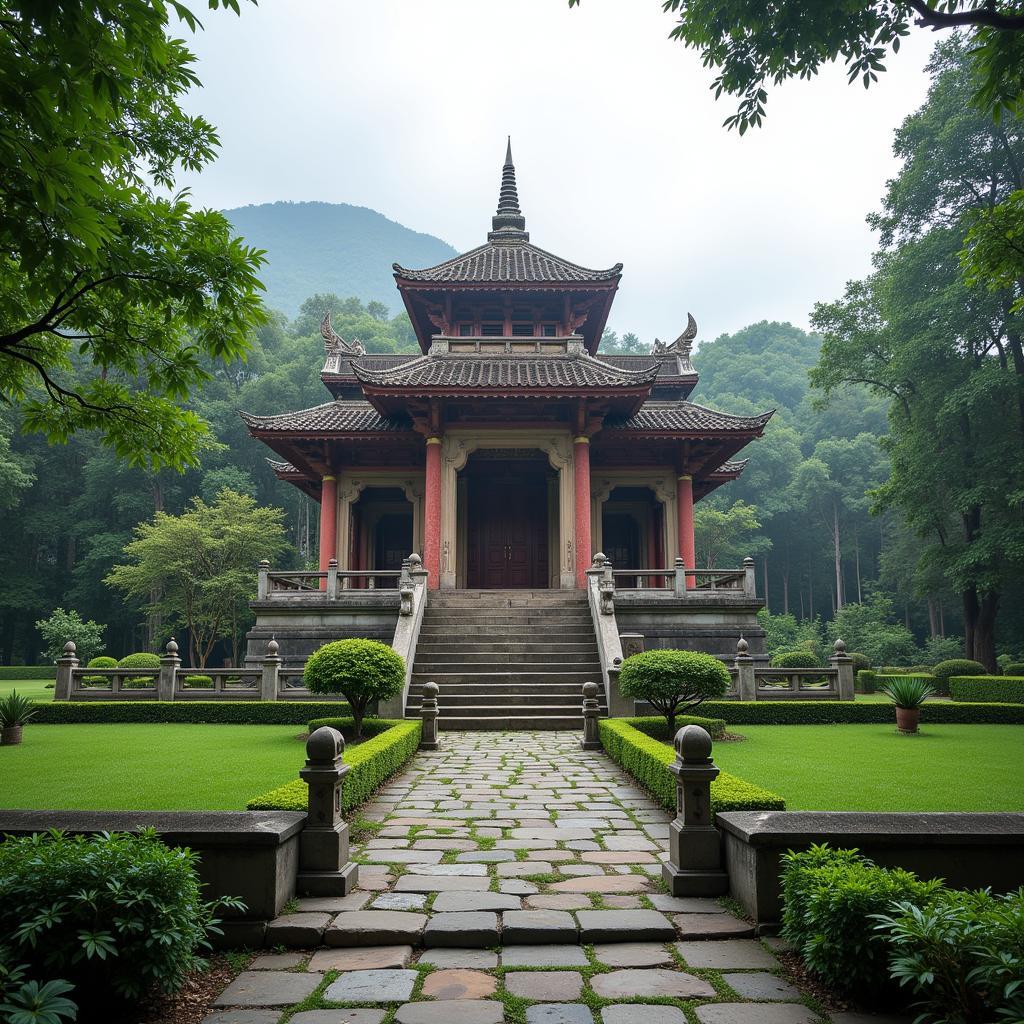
318,474,338,590
574,436,592,588
677,473,696,585
424,437,442,590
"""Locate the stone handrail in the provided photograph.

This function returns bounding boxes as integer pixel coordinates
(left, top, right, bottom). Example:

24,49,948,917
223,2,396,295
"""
609,556,757,599
585,554,630,716
732,637,855,701
380,554,429,718
257,560,403,599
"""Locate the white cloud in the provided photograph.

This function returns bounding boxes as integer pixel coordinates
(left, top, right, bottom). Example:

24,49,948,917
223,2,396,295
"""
177,0,935,343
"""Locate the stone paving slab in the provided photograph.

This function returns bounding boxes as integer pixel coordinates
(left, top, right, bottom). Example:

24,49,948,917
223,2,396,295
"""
575,910,675,943
722,971,802,1001
201,1013,280,1024
421,969,497,999
212,971,323,1007
602,1008,688,1024
501,943,590,967
506,970,584,1000
675,940,778,969
525,1006,594,1024
432,891,522,912
291,1012,386,1024
394,1000,505,1024
324,910,427,947
423,911,500,947
673,913,756,939
324,968,418,1002
502,909,578,944
695,1005,819,1024
308,945,413,971
591,968,717,999
592,942,673,966
418,948,500,969
264,912,331,946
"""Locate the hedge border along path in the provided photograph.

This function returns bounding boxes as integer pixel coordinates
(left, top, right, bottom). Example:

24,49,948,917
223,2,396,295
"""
247,717,421,813
0,665,56,680
598,718,785,816
698,699,1024,725
33,700,353,724
949,676,1024,703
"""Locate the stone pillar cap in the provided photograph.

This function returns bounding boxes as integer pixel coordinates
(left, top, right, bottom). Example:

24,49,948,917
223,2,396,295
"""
582,681,598,699
675,724,713,764
306,725,345,764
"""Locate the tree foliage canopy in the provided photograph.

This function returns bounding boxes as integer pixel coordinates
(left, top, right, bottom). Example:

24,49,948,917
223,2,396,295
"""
0,0,265,469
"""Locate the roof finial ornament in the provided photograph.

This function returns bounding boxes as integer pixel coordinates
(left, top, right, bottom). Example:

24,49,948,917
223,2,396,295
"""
489,137,529,242
320,310,365,357
653,313,697,371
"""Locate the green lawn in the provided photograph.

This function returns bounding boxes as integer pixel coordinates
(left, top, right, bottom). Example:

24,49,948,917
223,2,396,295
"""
0,725,308,810
713,724,1024,811
0,678,55,702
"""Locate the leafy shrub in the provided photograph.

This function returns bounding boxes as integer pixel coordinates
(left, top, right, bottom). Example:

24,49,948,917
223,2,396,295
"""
848,652,872,673
0,666,56,681
117,652,160,687
930,659,987,695
826,596,921,667
922,635,965,665
770,650,820,668
248,719,421,812
183,675,214,688
875,887,1024,1024
83,655,118,686
780,844,943,998
857,669,878,693
619,649,731,734
304,639,404,738
878,675,936,708
0,953,76,1024
949,676,1024,703
756,609,825,661
597,719,785,816
0,691,39,728
33,700,351,725
1001,662,1024,677
0,830,242,1013
35,608,106,665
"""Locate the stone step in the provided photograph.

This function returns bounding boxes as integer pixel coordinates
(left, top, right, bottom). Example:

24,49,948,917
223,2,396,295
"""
410,670,600,686
417,627,597,640
406,692,606,709
415,641,599,653
434,714,588,730
413,653,601,667
408,680,603,695
420,616,594,628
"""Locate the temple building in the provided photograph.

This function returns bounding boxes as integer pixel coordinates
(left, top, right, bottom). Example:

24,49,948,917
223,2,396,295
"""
243,142,772,596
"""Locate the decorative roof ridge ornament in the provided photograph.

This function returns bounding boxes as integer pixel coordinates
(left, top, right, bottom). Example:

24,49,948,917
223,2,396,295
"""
320,311,366,357
653,313,697,371
488,136,529,243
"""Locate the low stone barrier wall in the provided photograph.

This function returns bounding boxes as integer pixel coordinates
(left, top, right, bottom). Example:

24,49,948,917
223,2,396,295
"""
717,810,1024,932
0,809,305,946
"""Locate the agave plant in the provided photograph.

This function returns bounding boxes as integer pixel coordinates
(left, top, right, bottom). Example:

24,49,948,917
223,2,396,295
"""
0,691,38,728
879,675,936,709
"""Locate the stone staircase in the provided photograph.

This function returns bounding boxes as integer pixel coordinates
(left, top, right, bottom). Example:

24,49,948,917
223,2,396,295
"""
405,590,606,730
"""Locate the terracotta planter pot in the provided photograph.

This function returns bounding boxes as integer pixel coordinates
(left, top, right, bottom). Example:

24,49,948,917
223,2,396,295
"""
1,725,23,746
895,707,920,734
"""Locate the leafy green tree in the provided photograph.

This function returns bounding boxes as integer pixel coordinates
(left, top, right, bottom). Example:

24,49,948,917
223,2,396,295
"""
756,609,825,660
35,607,105,664
0,0,265,469
694,499,767,568
599,329,649,355
106,489,288,667
569,1,1024,130
812,38,1024,669
826,596,920,666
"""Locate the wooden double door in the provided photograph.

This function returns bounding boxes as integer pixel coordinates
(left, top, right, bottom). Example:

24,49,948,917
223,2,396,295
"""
466,471,549,589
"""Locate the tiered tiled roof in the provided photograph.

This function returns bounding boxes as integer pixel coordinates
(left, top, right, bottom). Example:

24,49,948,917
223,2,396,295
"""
353,353,658,390
240,401,411,434
393,243,622,285
604,401,774,434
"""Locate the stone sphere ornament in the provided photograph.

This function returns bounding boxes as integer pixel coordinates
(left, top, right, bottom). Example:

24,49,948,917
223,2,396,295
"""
582,681,599,700
306,725,345,764
675,724,713,764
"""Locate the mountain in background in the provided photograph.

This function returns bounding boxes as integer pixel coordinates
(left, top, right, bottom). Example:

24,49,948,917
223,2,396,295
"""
224,201,458,319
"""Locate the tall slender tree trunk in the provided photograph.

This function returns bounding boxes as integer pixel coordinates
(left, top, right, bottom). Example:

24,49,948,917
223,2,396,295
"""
927,596,938,639
963,586,999,671
809,574,815,620
832,500,844,610
763,558,769,611
799,586,804,620
854,526,862,604
939,602,945,637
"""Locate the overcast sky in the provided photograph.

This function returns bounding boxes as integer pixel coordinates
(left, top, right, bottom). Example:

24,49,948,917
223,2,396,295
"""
177,0,936,345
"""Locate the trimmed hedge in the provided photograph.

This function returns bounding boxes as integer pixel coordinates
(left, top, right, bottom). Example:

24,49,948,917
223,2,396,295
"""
697,699,1024,725
32,700,352,724
770,650,820,668
1003,662,1024,677
0,665,56,680
618,714,726,741
598,719,785,816
247,718,421,813
949,676,1024,704
930,659,986,695
857,669,877,693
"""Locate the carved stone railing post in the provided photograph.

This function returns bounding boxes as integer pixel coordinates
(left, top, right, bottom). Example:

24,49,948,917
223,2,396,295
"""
420,681,440,750
261,638,281,701
586,553,631,717
743,556,757,598
662,725,728,896
381,553,428,719
734,636,756,701
54,641,78,701
326,558,339,598
257,559,270,600
581,682,601,750
674,556,687,598
831,638,855,701
158,638,180,702
297,726,359,895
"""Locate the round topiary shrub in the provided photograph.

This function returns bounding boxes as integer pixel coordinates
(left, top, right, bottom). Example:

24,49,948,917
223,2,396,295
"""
848,652,872,673
618,648,731,736
931,659,987,695
770,650,821,668
303,638,405,737
84,655,117,686
183,675,213,688
117,652,160,688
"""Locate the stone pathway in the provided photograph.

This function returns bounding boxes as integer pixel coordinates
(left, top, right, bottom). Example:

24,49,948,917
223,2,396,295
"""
205,732,902,1024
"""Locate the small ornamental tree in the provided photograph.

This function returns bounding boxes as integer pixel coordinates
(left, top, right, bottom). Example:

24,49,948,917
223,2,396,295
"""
618,649,731,736
35,608,106,665
303,639,405,738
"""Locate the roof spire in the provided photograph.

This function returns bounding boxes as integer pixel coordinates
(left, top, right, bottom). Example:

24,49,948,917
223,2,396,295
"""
489,136,529,242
